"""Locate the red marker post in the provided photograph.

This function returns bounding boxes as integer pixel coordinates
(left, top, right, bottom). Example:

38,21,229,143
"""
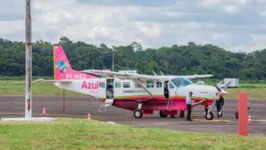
238,92,248,136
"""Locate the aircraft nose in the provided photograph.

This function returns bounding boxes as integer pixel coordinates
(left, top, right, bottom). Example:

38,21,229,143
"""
215,87,228,95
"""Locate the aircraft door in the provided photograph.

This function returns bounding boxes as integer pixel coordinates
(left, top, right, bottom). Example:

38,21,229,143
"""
106,78,114,99
168,81,177,99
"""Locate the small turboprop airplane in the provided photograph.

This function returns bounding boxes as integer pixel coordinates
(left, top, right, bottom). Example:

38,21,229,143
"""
36,45,228,120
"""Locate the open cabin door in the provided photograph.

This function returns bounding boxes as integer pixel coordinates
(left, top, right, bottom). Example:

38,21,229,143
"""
99,78,114,112
168,81,177,99
106,78,114,99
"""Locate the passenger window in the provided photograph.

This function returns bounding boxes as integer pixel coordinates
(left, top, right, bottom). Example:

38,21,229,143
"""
99,82,105,88
156,82,162,88
169,82,174,89
135,82,141,88
115,82,121,88
146,81,154,88
123,82,130,88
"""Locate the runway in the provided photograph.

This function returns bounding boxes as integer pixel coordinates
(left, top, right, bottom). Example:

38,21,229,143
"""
0,96,266,136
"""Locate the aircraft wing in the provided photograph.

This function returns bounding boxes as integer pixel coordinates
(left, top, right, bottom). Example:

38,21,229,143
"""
81,70,167,81
175,74,213,79
82,69,213,80
81,70,158,98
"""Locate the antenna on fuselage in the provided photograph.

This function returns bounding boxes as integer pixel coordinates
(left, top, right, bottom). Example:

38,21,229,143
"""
152,70,157,76
160,71,164,76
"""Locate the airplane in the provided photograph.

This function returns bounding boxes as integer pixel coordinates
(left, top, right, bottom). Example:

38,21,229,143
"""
36,45,228,120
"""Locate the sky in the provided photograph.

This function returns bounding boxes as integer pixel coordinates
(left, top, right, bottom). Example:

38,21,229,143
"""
1,0,266,53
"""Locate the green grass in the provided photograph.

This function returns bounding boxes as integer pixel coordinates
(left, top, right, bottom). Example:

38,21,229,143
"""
0,80,85,97
0,118,265,149
1,80,266,99
225,84,266,99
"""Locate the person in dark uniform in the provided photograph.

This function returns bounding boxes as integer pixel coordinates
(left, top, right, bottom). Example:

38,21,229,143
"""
215,95,224,118
186,91,193,121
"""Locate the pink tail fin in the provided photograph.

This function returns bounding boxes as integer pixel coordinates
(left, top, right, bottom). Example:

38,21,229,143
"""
53,45,96,80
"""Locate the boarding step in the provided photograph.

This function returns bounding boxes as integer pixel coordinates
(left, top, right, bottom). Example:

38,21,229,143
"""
167,98,173,111
98,98,114,112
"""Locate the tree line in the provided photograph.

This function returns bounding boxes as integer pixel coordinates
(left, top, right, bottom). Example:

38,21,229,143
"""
0,36,266,80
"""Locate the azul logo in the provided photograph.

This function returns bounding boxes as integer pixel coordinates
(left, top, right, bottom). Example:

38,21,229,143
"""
81,81,99,89
56,60,68,75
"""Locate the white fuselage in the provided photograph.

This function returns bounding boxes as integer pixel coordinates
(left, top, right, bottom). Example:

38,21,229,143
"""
54,76,220,101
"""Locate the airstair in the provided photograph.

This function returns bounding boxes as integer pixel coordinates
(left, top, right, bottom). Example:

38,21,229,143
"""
98,98,114,112
167,98,173,111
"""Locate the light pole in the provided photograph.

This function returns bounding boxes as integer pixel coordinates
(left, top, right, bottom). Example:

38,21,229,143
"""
25,0,32,118
111,48,115,71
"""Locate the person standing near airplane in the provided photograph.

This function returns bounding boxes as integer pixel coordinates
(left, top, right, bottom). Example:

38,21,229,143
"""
215,95,224,118
186,91,193,121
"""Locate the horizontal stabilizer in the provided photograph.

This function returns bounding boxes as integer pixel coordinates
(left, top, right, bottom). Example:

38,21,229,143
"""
33,78,72,83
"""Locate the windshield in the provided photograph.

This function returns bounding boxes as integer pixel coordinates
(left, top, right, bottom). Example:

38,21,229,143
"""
170,77,194,88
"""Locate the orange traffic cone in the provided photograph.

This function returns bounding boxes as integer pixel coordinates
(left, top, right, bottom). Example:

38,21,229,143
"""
87,112,91,120
248,115,252,123
42,108,46,115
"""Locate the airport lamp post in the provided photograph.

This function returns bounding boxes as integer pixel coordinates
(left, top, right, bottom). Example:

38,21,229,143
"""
111,48,115,71
25,0,32,118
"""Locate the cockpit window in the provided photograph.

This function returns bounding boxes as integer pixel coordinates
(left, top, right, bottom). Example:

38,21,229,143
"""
170,77,194,88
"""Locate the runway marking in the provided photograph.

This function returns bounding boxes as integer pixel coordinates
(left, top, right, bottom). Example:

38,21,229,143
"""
253,119,266,122
191,119,235,123
0,112,86,117
0,101,100,104
193,109,261,112
249,104,266,107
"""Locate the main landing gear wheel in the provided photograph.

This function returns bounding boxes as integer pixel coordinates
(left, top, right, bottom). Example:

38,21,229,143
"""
134,109,143,118
205,111,214,120
159,110,168,117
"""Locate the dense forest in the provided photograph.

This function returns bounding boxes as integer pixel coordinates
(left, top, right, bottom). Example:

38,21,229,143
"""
0,36,266,80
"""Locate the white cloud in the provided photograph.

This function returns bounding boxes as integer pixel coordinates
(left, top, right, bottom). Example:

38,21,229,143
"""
212,33,227,41
260,10,266,16
223,5,240,13
0,20,23,35
200,0,248,7
0,0,265,53
227,34,266,52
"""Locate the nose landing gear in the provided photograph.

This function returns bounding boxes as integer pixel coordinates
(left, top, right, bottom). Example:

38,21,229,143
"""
204,105,214,120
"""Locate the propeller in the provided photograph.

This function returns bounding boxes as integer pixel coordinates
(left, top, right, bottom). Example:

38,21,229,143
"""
213,82,221,92
213,80,230,94
223,81,231,90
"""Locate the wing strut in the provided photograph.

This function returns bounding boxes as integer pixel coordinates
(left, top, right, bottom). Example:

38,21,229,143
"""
134,79,154,98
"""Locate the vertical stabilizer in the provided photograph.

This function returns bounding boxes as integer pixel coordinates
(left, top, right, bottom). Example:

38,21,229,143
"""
53,45,96,80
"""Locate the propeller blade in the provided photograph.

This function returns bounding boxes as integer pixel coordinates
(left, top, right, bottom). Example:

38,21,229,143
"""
224,81,231,90
213,83,221,92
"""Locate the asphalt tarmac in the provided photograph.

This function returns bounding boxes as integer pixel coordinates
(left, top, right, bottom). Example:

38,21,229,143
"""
0,96,266,136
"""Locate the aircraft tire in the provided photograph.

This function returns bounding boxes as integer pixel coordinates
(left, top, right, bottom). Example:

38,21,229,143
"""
133,109,143,118
159,110,168,117
205,111,214,120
